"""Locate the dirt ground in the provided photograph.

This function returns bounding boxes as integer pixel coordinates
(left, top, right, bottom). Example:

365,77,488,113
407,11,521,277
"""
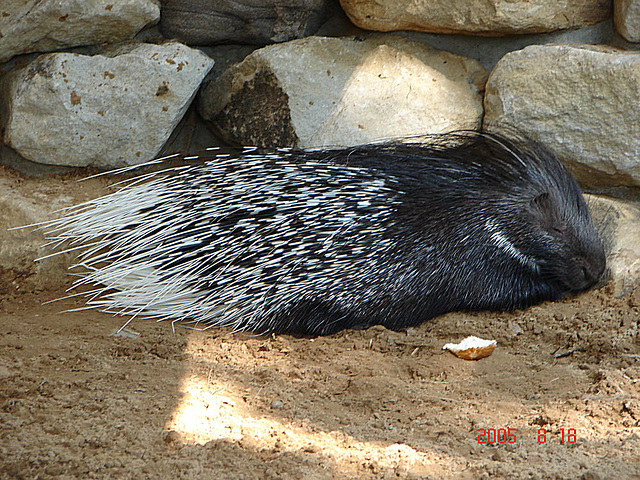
1,283,639,480
0,167,639,479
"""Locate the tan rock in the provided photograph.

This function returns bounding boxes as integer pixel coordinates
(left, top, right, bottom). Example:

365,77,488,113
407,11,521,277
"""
588,195,640,296
339,0,610,36
0,0,160,63
199,35,488,148
484,44,640,188
614,0,640,42
0,171,106,293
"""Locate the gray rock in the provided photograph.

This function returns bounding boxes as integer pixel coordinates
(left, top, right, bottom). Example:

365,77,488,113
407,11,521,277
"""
199,35,488,148
159,0,338,46
484,44,640,188
0,42,214,168
588,195,640,296
615,0,640,42
339,0,610,36
0,0,160,63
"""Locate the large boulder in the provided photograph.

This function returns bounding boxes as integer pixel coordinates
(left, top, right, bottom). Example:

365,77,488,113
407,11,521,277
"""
199,35,488,148
0,42,214,168
339,0,610,36
484,44,640,188
0,0,160,62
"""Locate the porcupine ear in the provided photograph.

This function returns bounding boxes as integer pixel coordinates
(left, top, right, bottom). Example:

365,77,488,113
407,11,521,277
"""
529,192,567,233
529,192,554,224
530,192,552,212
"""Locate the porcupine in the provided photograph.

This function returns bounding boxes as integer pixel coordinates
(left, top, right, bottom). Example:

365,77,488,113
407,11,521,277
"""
45,131,606,336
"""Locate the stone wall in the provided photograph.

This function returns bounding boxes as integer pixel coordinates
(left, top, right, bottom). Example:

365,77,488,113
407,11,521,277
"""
0,0,638,293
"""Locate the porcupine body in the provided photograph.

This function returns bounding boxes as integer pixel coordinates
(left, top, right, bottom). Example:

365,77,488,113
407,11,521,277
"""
47,131,606,335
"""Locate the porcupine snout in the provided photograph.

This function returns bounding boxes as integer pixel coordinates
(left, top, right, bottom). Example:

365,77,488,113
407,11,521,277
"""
545,219,606,294
567,247,606,292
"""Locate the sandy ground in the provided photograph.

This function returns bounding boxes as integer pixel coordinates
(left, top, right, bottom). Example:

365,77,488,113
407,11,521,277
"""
1,283,639,480
0,166,639,479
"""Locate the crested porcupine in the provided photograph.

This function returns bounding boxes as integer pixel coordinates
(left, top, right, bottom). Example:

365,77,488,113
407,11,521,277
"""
45,131,605,335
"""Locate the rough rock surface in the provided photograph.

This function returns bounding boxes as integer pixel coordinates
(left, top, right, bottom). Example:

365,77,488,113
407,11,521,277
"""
484,44,640,188
199,35,488,148
339,0,611,36
159,0,337,46
0,42,214,168
0,0,160,63
615,0,640,42
588,195,640,296
0,168,107,294
398,20,614,71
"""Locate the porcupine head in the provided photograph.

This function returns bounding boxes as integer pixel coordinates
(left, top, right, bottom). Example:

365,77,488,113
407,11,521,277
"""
418,134,607,320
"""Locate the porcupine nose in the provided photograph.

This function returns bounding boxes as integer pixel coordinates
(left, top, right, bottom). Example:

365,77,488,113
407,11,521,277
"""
572,250,606,292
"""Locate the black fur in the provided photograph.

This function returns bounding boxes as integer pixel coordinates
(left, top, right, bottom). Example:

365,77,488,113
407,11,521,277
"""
47,131,606,335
